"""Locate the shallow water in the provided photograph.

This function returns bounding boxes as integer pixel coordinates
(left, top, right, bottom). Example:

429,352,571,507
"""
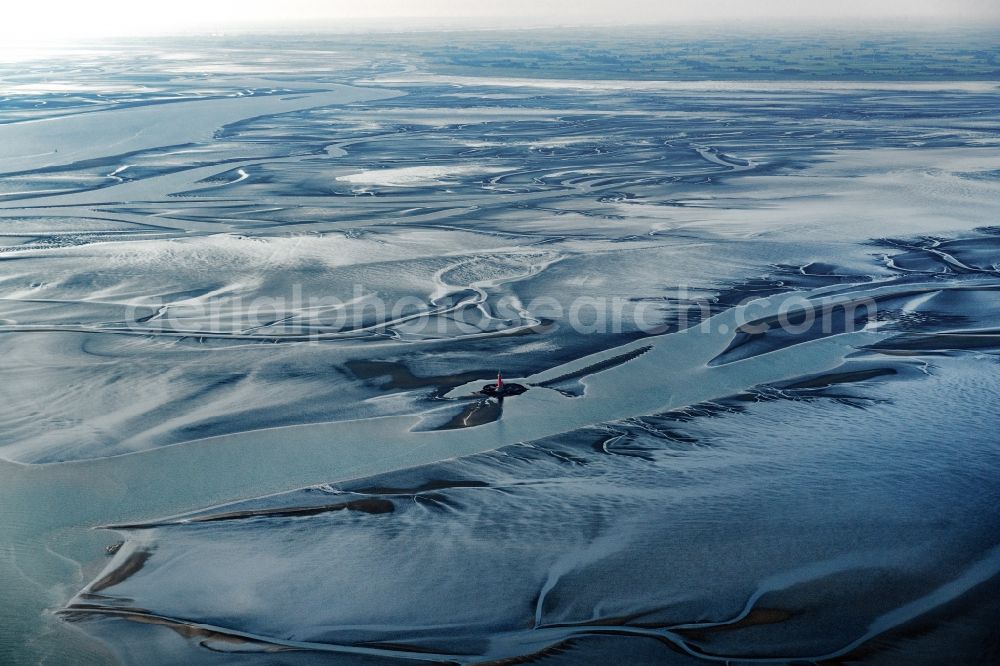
2,29,1000,665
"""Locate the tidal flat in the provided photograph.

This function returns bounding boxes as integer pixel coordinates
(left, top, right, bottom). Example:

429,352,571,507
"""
1,28,1000,665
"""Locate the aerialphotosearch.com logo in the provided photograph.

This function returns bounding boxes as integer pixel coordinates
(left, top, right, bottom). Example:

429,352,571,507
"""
121,284,878,342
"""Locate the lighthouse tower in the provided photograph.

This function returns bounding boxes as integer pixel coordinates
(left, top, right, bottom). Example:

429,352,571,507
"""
480,369,526,397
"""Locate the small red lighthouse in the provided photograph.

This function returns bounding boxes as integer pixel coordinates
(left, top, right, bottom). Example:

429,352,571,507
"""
479,370,526,397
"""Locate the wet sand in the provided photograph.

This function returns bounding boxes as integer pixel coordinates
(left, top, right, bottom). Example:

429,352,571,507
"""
2,34,1000,664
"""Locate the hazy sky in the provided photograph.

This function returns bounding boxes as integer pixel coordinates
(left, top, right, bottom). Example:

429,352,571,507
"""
2,0,999,42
